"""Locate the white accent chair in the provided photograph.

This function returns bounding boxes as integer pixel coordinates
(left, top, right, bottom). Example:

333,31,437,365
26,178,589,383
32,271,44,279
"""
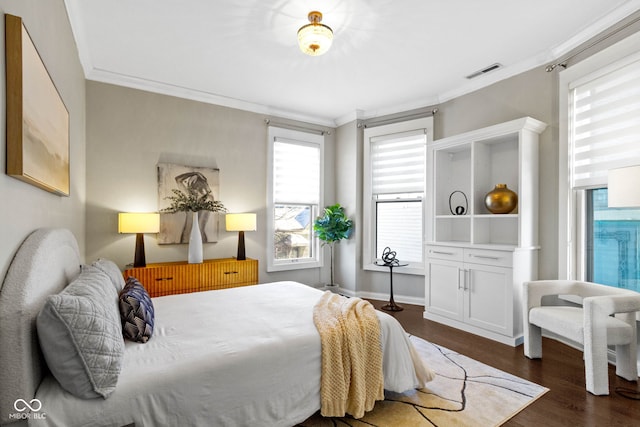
523,280,640,395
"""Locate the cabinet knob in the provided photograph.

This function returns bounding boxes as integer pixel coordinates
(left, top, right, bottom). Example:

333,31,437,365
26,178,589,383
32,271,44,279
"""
224,271,239,275
155,277,174,281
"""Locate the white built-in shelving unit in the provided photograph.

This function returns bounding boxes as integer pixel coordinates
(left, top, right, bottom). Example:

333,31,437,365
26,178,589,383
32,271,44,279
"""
424,117,547,346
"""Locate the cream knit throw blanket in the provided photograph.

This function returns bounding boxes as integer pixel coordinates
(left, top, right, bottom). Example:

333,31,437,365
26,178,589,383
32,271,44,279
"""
313,291,384,419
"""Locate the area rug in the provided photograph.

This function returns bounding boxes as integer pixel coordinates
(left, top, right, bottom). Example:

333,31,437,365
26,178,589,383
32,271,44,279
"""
298,335,548,427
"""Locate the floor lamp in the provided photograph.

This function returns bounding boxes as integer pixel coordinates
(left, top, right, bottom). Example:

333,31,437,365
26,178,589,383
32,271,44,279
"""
225,213,257,260
118,212,160,267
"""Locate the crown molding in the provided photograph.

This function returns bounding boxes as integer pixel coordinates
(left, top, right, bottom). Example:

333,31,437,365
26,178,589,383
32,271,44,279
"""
85,68,338,128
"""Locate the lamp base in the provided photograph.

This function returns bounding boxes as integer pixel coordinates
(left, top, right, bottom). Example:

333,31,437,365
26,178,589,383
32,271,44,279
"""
134,233,146,267
237,231,246,260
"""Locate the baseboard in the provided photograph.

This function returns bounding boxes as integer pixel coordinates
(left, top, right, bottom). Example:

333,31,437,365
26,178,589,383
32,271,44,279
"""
356,291,424,306
312,286,424,306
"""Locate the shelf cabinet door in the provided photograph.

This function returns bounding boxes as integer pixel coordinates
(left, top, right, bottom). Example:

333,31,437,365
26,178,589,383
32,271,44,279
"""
464,263,513,335
426,259,464,321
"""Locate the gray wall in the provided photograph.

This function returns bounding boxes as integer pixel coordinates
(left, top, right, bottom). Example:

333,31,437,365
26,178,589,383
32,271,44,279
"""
334,121,360,294
334,66,558,302
0,0,86,281
435,66,558,281
82,38,557,302
85,81,335,286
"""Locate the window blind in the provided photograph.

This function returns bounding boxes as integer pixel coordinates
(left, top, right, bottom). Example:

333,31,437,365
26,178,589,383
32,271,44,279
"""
376,200,423,262
371,130,426,195
570,56,640,189
273,138,320,204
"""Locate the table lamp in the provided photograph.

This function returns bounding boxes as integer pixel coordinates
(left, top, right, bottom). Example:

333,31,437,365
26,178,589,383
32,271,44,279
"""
118,212,160,267
225,213,257,260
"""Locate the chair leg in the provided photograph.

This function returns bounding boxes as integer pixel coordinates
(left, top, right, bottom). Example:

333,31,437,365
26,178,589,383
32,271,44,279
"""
615,343,638,381
524,323,542,359
584,337,610,395
615,314,638,382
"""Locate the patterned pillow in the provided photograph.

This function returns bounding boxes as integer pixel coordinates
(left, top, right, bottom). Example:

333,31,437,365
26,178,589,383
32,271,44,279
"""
119,277,154,343
37,265,124,399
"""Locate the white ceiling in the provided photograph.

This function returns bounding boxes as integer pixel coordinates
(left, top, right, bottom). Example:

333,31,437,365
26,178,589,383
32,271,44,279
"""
64,0,640,126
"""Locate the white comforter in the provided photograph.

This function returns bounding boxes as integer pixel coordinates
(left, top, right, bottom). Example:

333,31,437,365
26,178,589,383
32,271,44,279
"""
35,281,424,427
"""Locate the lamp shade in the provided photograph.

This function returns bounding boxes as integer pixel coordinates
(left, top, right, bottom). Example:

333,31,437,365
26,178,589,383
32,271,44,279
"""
118,213,160,234
225,213,257,232
608,165,640,208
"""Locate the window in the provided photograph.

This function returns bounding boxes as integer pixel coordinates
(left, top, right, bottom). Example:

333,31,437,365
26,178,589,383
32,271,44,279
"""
586,188,640,291
559,32,640,288
267,126,323,271
363,117,433,274
375,198,423,262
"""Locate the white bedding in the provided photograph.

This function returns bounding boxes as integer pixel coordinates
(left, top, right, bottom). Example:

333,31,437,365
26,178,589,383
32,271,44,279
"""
35,281,424,427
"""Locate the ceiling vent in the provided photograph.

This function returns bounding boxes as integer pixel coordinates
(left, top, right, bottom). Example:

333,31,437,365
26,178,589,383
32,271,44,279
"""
465,63,502,79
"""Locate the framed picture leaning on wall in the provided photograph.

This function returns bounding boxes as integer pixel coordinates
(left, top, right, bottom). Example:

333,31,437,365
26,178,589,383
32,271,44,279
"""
5,14,70,196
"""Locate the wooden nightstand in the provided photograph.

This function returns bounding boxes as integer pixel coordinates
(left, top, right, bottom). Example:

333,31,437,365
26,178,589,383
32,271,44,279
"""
123,258,259,297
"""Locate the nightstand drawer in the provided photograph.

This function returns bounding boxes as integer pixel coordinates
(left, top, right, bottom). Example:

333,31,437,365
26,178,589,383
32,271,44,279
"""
208,260,258,287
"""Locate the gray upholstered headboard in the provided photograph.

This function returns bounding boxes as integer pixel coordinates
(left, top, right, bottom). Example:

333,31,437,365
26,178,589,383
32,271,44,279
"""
0,228,81,424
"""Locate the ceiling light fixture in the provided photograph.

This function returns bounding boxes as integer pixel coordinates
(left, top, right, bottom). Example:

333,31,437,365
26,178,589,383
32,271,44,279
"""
297,11,333,56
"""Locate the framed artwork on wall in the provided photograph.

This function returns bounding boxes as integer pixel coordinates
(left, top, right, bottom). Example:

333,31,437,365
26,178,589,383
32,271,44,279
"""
157,162,222,244
5,14,70,196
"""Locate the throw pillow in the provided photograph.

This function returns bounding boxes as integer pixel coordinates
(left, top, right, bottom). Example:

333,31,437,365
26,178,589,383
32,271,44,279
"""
119,277,155,343
37,265,124,399
91,258,126,293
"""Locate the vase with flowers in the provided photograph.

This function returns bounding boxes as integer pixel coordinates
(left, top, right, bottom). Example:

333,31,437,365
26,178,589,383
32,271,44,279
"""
161,188,226,263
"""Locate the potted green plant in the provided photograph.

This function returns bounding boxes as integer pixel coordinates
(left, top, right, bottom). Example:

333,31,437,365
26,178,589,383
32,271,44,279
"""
313,203,354,288
162,188,226,263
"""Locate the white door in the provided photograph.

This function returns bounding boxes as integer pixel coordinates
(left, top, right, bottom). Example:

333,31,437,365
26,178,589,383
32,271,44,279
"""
464,263,513,335
426,259,464,321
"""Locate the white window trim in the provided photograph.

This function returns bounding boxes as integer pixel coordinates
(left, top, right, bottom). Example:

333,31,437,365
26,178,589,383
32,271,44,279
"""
558,31,640,280
363,117,433,275
266,126,324,272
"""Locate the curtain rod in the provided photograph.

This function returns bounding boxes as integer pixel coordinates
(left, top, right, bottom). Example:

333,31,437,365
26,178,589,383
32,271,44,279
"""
546,13,640,72
264,119,330,135
358,107,438,129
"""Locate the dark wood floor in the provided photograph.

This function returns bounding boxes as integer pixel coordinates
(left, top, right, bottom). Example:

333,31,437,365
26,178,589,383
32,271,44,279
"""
367,300,640,427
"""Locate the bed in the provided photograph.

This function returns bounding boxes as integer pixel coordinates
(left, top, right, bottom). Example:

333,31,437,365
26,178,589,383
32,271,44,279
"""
0,228,428,426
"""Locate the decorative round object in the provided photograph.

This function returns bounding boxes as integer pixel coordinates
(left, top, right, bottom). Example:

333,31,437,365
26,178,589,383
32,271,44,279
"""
484,184,518,214
448,191,468,215
381,247,399,266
